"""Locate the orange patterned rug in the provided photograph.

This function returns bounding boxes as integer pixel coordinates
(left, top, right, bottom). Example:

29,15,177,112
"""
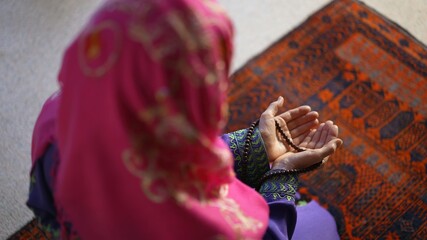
7,219,49,240
225,0,427,239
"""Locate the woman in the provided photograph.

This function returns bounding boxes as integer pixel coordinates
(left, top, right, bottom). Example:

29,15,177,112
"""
28,0,342,239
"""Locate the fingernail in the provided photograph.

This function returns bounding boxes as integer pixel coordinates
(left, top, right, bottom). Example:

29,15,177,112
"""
336,139,343,148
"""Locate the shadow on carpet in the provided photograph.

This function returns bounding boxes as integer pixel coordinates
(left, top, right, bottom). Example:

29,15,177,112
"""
225,0,427,239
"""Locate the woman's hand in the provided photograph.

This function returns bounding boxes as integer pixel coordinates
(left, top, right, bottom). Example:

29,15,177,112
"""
259,96,319,163
271,120,343,170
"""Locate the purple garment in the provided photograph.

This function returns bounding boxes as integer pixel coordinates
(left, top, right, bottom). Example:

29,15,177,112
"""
263,200,297,240
293,200,340,240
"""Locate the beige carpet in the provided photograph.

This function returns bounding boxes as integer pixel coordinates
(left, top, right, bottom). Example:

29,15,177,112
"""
0,0,425,238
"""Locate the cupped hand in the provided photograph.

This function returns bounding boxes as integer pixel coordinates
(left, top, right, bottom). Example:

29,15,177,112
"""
259,96,319,163
271,120,343,171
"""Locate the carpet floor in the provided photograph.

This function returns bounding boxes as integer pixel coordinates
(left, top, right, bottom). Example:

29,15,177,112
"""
225,0,427,239
7,219,48,240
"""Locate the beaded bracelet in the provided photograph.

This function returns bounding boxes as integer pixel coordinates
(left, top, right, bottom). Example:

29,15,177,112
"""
243,119,306,162
256,166,322,191
261,164,322,183
274,119,306,152
241,119,260,183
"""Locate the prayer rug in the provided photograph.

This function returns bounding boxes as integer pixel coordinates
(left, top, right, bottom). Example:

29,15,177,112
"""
225,0,427,239
7,218,49,240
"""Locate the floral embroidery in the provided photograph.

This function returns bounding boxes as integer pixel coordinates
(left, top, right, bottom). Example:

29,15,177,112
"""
210,185,264,239
78,20,122,77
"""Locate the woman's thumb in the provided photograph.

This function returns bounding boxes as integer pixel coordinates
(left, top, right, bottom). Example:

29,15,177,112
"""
261,96,285,118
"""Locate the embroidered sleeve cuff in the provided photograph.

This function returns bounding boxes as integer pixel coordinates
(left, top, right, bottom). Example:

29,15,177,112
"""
221,127,270,188
259,173,299,203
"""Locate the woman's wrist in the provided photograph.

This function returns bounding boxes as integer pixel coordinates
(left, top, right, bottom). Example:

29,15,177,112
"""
270,158,296,171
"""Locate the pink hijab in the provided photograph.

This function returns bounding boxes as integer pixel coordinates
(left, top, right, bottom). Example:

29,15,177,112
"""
51,0,268,239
